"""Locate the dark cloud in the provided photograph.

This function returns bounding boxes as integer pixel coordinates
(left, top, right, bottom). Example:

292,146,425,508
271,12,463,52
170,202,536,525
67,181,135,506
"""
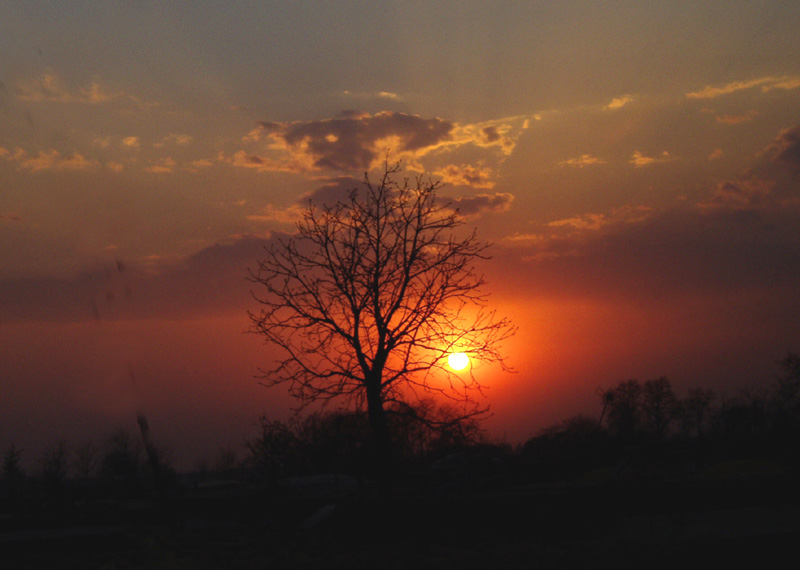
0,234,290,323
698,179,772,211
298,177,362,208
771,125,800,168
498,204,800,301
450,192,514,215
482,126,500,143
250,111,454,171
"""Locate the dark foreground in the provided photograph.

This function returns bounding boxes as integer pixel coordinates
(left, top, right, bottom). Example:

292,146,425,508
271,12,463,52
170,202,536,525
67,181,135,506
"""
3,470,799,569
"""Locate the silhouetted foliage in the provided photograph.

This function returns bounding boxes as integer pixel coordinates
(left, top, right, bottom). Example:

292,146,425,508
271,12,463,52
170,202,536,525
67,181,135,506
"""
2,444,23,492
40,440,69,487
247,400,486,480
678,387,716,440
72,439,99,480
641,377,679,442
774,352,800,431
100,429,143,492
711,390,770,443
603,379,643,442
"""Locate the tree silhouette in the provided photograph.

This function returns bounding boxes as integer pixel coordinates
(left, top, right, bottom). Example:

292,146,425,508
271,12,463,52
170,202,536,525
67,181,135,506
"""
249,160,514,480
641,377,678,443
603,379,642,442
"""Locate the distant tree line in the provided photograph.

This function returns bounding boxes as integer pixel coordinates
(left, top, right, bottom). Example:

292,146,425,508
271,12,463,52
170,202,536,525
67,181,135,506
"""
521,352,800,481
3,353,799,497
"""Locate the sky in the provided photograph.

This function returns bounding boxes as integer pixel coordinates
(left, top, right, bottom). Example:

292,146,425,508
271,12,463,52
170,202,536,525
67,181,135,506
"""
2,1,800,469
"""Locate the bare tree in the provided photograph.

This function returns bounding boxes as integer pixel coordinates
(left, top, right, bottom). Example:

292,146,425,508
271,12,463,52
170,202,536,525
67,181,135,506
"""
249,160,514,477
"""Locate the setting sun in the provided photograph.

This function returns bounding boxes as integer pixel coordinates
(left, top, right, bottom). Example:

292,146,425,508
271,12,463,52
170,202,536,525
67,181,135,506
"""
448,352,470,371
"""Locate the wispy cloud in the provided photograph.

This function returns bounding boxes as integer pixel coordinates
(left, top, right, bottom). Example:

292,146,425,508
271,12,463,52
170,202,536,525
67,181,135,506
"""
630,150,675,167
13,72,155,108
433,164,495,188
145,157,176,174
341,90,401,101
686,76,800,99
246,203,304,224
558,154,606,168
716,110,758,125
1,148,97,172
547,205,654,232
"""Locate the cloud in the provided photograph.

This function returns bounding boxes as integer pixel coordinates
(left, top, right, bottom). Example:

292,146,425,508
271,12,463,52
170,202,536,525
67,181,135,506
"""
185,159,213,172
630,150,675,167
0,233,285,322
686,76,800,99
768,125,800,169
433,164,495,188
121,136,141,149
145,157,176,174
605,96,633,110
342,90,401,101
716,110,758,125
1,148,97,172
235,111,532,179
246,204,304,225
761,77,800,93
14,73,112,104
243,111,454,172
156,134,193,147
697,179,773,211
13,72,157,109
246,177,361,225
448,192,514,216
547,205,654,232
558,154,606,168
496,201,800,302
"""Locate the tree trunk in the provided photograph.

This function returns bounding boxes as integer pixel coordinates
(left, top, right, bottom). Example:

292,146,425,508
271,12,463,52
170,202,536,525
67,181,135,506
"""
365,380,394,494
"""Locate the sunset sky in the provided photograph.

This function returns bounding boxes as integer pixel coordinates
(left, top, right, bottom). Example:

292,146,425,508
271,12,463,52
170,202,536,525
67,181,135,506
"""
2,1,800,469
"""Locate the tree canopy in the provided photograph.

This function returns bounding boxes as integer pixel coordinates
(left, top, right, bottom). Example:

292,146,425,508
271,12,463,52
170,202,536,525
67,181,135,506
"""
248,161,514,472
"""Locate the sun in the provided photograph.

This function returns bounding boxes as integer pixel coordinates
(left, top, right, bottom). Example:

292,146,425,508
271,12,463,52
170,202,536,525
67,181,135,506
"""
447,352,470,371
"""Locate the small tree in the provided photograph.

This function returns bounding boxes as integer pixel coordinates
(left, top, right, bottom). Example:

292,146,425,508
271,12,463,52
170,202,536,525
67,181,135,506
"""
603,379,643,442
2,444,24,493
249,160,514,479
641,377,678,443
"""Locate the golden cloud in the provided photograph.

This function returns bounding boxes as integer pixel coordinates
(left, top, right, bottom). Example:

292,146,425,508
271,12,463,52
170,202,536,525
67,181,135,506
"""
12,72,157,108
716,110,759,125
687,76,800,99
235,111,532,182
1,148,97,172
433,164,495,189
605,96,633,110
558,154,607,168
630,151,675,167
548,205,654,232
145,157,176,174
246,203,304,225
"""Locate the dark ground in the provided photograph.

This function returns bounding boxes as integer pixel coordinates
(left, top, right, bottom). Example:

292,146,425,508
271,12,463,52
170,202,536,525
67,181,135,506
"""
3,464,799,569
